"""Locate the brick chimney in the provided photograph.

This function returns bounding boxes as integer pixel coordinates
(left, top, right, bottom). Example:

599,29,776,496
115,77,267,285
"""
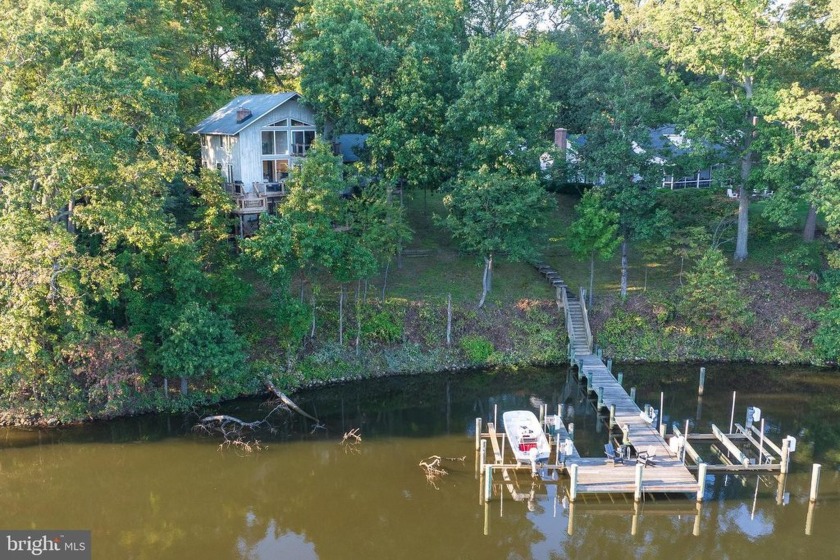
554,128,568,152
236,107,252,123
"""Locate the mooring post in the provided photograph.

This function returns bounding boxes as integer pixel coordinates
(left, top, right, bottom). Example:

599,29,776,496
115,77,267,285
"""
698,367,706,396
806,502,816,536
634,463,644,502
622,424,629,445
494,404,498,430
559,404,564,420
598,386,604,409
617,372,623,386
693,503,702,537
696,463,708,502
630,387,636,403
606,358,612,372
569,422,575,440
780,437,791,474
610,404,616,428
809,463,822,503
758,418,766,465
631,501,640,536
570,464,579,502
475,417,482,451
567,502,575,536
659,424,667,439
729,391,737,434
479,439,487,473
659,391,665,434
539,404,545,427
484,465,493,502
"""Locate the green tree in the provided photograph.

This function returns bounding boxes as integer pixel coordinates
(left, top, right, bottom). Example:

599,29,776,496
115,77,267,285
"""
641,0,787,262
567,189,621,306
442,33,555,307
569,46,672,297
676,248,752,334
442,169,550,307
296,0,464,189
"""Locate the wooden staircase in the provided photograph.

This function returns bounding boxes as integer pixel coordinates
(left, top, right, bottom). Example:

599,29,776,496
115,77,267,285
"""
531,261,592,361
566,294,591,358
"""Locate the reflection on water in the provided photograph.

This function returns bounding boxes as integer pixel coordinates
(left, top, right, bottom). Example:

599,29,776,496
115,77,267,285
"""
0,365,839,559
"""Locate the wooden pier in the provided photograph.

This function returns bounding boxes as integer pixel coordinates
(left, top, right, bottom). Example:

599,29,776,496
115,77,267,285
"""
475,265,797,506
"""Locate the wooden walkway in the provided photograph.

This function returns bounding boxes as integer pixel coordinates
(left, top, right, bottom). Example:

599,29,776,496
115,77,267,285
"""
566,355,698,496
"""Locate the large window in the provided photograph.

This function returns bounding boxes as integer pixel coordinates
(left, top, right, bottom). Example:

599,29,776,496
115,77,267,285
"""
292,130,316,155
262,130,288,155
261,118,315,181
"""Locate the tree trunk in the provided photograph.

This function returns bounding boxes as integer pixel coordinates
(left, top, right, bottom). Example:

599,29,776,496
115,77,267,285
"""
478,254,493,308
310,293,316,339
381,261,390,302
803,203,817,242
734,78,754,262
355,280,361,356
588,252,595,307
620,239,628,299
339,284,344,345
180,376,188,396
734,180,750,262
446,293,452,347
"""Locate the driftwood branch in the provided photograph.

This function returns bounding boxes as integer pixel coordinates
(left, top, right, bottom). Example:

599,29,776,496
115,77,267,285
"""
194,403,287,453
340,428,362,454
266,380,320,423
418,455,465,489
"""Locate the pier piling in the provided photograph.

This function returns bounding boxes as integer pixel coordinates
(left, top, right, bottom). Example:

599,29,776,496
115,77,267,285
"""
809,463,822,503
698,367,706,396
696,463,708,502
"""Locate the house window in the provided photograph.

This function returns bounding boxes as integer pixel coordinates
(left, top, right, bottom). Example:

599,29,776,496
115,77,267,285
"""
262,131,274,155
292,130,315,155
262,159,289,182
261,130,288,155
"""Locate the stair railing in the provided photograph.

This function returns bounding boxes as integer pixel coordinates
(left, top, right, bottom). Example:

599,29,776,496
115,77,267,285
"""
578,286,593,352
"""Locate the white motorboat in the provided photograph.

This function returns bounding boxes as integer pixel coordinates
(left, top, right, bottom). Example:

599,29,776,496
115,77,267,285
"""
503,410,551,475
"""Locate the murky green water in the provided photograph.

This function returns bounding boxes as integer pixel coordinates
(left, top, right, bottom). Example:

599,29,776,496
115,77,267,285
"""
1,365,838,559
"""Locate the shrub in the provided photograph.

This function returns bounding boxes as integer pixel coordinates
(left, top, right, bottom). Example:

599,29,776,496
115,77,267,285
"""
676,248,752,334
362,310,403,344
459,335,495,363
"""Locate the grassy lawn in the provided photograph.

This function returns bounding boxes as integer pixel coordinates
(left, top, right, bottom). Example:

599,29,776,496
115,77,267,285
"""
374,189,556,305
378,188,827,309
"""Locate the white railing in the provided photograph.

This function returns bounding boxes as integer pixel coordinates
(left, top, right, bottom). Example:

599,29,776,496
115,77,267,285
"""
252,181,287,197
235,196,267,214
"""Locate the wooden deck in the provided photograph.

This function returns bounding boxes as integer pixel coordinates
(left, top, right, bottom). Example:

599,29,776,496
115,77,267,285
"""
566,355,699,495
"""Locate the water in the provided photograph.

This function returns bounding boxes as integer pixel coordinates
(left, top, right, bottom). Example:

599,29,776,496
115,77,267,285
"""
1,365,838,559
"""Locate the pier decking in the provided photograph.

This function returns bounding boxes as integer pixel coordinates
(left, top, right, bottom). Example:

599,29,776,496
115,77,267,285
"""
476,264,795,505
572,355,698,494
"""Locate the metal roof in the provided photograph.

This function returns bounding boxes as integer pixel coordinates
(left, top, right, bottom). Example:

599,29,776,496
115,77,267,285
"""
336,134,368,163
190,92,299,136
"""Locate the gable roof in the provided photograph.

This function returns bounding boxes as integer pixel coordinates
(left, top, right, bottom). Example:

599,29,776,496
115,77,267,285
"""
190,92,300,136
568,126,694,158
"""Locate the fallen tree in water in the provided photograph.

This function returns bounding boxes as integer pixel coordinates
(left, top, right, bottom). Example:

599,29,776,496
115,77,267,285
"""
195,381,320,452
